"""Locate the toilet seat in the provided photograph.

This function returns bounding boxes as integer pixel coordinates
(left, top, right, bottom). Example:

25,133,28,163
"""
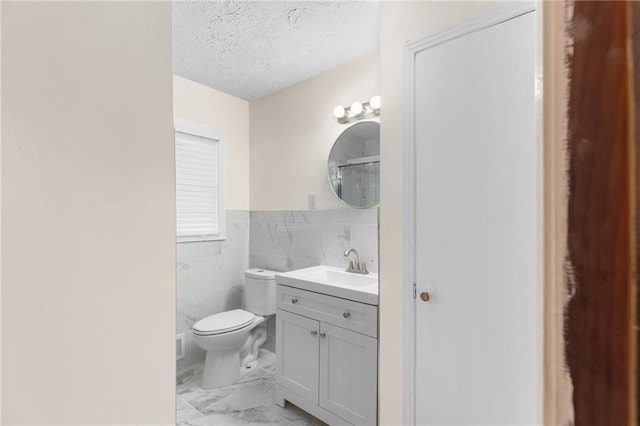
192,309,256,336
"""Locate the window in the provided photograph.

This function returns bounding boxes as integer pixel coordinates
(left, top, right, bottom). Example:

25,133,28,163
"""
174,118,224,242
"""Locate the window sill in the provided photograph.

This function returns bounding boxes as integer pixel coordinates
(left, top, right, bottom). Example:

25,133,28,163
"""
177,235,226,243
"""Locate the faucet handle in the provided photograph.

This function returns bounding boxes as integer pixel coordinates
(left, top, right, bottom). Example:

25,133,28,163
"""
361,262,369,274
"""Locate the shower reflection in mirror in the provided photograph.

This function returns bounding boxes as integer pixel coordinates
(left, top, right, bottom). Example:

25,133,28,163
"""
328,121,380,209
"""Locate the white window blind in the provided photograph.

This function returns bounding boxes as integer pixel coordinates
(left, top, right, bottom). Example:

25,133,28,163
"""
175,120,224,242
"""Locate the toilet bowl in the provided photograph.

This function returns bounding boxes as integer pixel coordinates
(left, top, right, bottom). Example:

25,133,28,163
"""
192,268,277,389
192,309,266,389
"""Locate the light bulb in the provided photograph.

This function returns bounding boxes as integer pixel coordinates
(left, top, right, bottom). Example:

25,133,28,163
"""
369,95,381,110
333,105,346,119
350,101,363,115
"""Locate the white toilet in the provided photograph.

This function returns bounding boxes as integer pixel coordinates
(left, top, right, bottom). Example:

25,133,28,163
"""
192,268,276,389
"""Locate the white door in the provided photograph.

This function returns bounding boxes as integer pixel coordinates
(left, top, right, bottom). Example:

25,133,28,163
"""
412,9,538,425
276,310,319,403
319,323,377,425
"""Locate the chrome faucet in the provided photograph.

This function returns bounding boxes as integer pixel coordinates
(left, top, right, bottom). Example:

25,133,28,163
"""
344,248,369,275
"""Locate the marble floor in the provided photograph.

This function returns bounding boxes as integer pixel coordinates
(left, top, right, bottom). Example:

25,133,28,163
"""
176,350,327,426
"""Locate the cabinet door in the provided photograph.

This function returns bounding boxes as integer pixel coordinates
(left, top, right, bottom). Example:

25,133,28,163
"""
276,309,320,403
319,322,377,425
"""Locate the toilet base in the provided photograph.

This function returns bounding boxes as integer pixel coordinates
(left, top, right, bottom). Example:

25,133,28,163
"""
194,316,270,390
201,349,241,389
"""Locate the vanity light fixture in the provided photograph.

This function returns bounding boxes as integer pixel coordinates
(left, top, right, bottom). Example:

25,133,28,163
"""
350,101,363,116
332,105,346,119
333,95,381,124
369,95,381,111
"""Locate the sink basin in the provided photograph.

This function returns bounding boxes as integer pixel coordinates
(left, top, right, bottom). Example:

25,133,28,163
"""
276,265,378,305
301,268,377,288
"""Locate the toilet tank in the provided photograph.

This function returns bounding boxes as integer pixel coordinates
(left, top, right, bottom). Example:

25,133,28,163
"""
244,268,277,316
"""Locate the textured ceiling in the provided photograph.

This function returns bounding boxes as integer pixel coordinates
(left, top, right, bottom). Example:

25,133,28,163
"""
173,1,379,100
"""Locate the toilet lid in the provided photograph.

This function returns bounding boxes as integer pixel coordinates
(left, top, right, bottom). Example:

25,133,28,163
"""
192,309,255,335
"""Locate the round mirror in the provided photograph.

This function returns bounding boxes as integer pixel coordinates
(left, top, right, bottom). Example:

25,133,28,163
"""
327,121,380,208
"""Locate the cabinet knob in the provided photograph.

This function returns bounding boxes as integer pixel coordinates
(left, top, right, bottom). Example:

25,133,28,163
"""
291,298,298,304
310,330,317,336
319,332,326,338
420,291,431,302
343,312,350,319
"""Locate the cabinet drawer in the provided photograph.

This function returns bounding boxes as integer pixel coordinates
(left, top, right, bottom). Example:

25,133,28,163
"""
277,285,378,338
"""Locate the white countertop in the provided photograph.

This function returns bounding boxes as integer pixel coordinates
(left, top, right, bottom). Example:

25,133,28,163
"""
275,265,379,305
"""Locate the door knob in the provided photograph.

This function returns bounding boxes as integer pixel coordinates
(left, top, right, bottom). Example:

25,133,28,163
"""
420,291,431,302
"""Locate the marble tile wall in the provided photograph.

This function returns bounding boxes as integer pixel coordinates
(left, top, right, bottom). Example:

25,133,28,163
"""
177,210,250,370
249,209,379,273
249,209,379,352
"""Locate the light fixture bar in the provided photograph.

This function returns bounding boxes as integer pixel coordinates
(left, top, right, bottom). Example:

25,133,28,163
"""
333,95,381,123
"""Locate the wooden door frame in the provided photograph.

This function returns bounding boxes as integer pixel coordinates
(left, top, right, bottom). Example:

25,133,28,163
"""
564,1,638,424
401,3,541,424
542,1,574,424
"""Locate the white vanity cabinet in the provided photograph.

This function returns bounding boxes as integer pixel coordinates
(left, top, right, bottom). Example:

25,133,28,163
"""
277,309,320,403
275,284,378,426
